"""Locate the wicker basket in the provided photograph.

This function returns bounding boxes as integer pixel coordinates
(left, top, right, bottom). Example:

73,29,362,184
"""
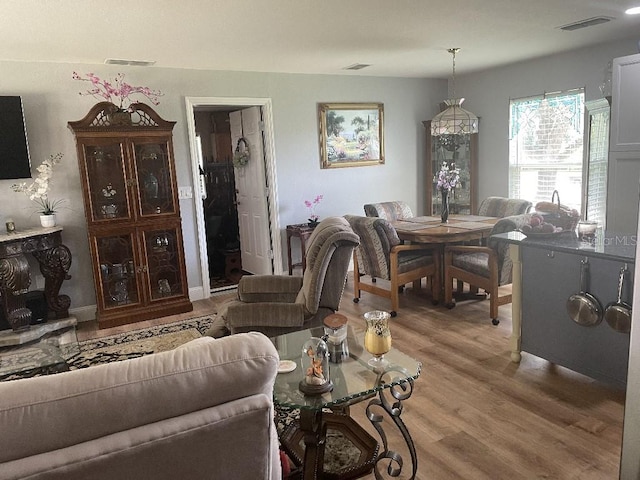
539,190,580,231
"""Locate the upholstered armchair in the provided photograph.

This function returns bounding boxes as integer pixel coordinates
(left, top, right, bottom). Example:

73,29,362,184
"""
363,201,414,221
207,217,360,338
443,214,531,325
345,215,439,317
477,197,532,217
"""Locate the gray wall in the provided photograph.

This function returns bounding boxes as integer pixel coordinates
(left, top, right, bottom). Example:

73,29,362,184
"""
2,36,638,318
0,61,445,317
456,37,640,202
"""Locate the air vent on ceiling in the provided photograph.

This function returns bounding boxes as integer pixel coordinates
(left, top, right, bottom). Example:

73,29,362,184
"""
559,16,613,31
343,63,371,71
104,58,156,67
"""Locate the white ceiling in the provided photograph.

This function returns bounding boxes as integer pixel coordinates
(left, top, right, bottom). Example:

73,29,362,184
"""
3,0,640,78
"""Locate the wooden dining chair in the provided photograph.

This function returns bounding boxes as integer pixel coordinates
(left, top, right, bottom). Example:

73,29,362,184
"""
477,197,532,217
363,201,414,221
444,214,531,325
345,215,439,317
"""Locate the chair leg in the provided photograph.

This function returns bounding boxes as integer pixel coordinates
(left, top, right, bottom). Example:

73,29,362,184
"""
352,253,362,303
444,251,454,308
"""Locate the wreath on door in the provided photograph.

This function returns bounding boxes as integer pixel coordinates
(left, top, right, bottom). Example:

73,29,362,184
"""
233,137,251,167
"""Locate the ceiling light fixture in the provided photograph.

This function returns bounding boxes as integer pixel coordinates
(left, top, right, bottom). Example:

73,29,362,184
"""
431,48,478,137
625,6,640,14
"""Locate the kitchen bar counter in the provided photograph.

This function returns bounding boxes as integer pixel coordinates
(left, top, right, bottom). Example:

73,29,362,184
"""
493,230,636,263
493,230,634,388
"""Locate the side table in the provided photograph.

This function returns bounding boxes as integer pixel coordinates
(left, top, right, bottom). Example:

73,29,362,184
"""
286,224,317,275
273,327,421,480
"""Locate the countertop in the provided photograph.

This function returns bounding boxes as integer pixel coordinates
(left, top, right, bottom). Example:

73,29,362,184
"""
493,230,636,263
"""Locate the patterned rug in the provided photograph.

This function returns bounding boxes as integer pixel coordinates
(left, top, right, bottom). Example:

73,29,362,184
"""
0,316,214,381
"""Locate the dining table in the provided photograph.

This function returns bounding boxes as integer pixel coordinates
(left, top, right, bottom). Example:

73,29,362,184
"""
391,214,500,301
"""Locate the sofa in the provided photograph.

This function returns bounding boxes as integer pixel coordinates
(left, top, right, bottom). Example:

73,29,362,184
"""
0,333,282,480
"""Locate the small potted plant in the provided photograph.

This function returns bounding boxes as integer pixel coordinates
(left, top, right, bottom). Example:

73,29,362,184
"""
11,153,66,227
304,195,323,227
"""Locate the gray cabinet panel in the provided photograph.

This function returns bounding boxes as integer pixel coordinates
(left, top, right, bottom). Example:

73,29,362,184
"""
611,53,640,152
521,247,631,387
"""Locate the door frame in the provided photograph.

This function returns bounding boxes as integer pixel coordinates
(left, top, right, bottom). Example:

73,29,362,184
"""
184,96,282,298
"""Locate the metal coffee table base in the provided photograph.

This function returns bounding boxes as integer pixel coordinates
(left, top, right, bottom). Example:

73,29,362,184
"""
282,377,418,480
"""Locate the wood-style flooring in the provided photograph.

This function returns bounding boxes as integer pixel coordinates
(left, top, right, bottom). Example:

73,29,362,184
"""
76,277,625,479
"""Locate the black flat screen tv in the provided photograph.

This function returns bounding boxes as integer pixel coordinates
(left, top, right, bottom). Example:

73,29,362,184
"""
0,96,31,179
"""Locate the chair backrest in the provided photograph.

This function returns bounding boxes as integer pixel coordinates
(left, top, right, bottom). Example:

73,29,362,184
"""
478,197,532,217
344,215,401,280
488,213,531,285
297,217,360,314
363,201,414,221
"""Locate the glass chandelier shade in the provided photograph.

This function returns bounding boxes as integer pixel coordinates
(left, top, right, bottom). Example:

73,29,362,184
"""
431,98,479,136
431,48,479,136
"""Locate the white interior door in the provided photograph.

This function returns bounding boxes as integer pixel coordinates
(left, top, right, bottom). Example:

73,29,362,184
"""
229,107,273,275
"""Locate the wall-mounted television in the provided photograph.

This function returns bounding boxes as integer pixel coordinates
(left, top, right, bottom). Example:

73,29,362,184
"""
0,96,31,179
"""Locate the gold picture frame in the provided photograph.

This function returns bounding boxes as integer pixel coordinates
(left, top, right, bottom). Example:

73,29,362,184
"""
318,102,384,169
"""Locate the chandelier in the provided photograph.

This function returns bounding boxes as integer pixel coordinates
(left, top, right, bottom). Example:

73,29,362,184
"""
431,48,479,136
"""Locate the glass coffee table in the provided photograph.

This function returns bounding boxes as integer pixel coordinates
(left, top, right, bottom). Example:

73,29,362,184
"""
0,318,79,381
272,326,421,480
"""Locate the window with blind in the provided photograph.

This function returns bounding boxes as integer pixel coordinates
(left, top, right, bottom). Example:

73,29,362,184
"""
508,89,585,211
583,99,609,228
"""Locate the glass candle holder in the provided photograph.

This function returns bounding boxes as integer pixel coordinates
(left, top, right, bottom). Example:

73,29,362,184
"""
299,337,333,395
364,310,392,369
323,313,349,363
323,313,348,345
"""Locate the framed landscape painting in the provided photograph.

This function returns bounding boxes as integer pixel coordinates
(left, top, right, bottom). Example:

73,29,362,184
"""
318,103,384,169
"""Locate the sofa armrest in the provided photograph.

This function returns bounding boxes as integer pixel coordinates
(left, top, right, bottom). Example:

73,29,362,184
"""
238,275,303,303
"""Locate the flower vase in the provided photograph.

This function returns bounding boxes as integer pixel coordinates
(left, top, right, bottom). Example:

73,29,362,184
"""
308,219,319,228
40,214,56,228
441,190,449,223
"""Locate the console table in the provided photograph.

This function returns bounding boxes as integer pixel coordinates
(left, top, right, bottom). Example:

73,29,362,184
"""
286,224,317,275
0,227,72,331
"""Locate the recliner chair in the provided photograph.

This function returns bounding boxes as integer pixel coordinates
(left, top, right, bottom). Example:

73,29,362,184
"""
207,217,360,338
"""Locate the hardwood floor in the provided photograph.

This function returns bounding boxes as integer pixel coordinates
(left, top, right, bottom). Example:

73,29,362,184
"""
76,277,625,479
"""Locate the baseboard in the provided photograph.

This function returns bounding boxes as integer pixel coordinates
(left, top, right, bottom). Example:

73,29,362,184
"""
71,286,208,324
69,305,97,323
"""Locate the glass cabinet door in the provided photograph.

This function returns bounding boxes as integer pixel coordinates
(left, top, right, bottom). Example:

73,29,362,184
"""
81,142,132,223
431,134,473,215
95,233,141,310
142,226,185,301
132,139,177,217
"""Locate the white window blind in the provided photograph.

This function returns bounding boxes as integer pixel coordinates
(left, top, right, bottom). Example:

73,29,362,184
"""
584,99,609,228
509,89,585,211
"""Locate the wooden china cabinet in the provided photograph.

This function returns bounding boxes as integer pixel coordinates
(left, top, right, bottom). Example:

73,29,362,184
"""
68,102,192,328
422,120,478,216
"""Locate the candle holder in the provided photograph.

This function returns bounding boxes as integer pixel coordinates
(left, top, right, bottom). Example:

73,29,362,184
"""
364,310,392,369
323,313,349,363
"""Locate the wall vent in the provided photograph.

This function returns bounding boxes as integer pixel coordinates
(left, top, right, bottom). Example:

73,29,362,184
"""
343,63,371,70
104,58,156,67
559,16,613,31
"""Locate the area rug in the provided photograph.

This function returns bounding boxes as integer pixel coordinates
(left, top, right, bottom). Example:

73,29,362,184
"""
68,316,215,369
0,316,214,381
